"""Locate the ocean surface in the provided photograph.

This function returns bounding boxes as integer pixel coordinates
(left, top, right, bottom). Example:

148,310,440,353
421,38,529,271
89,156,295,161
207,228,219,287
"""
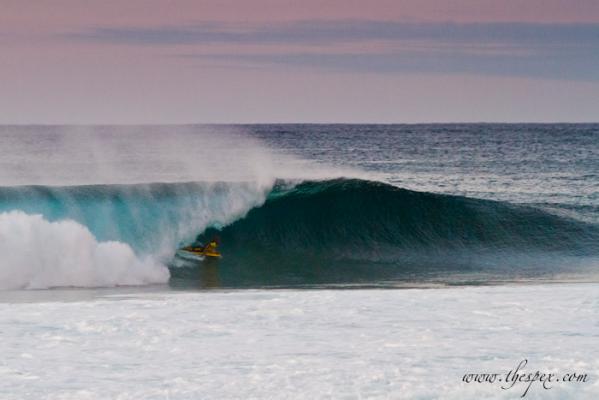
1,124,598,399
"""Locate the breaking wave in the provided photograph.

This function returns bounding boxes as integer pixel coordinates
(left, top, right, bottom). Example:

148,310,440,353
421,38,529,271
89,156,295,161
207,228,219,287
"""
1,179,598,289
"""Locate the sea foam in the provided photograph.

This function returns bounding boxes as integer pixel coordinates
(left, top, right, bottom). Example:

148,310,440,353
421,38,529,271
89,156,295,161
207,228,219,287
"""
0,211,169,289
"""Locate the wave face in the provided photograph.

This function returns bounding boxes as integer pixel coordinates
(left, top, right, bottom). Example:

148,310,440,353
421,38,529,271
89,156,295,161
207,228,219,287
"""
173,179,599,287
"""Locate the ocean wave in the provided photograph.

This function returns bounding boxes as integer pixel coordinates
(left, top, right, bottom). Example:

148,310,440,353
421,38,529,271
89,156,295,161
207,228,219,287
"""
1,179,597,289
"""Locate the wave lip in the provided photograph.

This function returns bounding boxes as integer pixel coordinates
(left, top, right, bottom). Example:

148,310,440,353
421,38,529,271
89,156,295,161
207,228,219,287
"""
0,211,169,290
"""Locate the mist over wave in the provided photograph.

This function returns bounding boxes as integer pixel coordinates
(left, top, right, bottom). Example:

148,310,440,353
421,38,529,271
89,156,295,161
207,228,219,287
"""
0,125,369,187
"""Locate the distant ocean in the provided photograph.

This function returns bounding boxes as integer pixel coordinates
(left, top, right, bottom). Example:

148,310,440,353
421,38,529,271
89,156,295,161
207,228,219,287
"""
1,124,598,399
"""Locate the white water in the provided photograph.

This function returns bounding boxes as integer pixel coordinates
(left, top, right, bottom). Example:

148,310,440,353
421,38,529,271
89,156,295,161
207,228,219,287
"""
0,211,169,290
1,284,597,399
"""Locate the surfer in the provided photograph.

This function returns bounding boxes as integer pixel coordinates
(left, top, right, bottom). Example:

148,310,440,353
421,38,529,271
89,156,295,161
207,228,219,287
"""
202,237,219,254
179,236,221,258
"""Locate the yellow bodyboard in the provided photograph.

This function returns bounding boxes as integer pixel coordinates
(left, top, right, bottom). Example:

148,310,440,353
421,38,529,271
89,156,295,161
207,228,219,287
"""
180,246,222,258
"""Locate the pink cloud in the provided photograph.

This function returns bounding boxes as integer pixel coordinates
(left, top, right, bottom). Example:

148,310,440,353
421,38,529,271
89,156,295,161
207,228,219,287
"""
3,0,599,36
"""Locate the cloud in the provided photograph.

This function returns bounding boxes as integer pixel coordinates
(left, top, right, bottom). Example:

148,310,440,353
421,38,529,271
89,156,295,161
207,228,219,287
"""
65,20,599,80
181,50,598,81
67,20,599,46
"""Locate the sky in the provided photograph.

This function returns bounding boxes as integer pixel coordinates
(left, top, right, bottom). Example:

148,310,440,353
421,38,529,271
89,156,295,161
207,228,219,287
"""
1,0,599,123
